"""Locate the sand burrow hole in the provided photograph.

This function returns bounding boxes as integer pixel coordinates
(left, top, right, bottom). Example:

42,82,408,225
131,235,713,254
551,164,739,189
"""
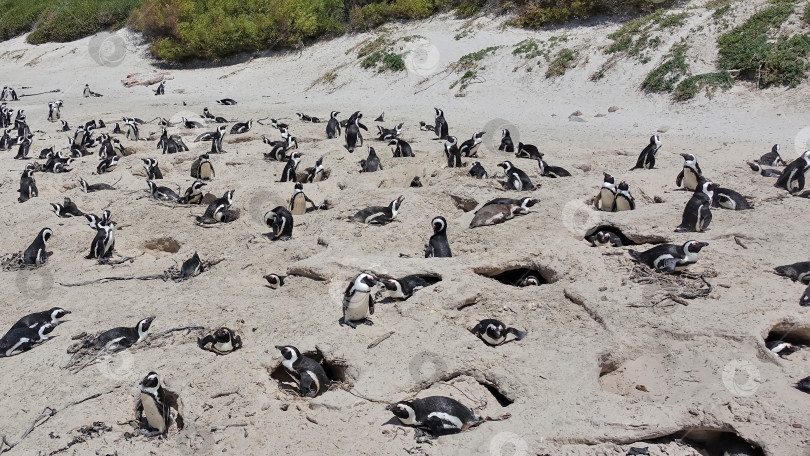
765,320,810,346
270,348,355,395
418,372,515,407
474,264,557,287
642,429,764,456
144,237,181,253
583,225,668,246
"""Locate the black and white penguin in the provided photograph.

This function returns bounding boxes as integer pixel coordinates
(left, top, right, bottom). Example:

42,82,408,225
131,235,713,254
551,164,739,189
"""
712,186,752,210
0,323,55,357
377,122,403,141
83,84,102,97
199,327,242,355
629,240,708,274
230,120,252,134
85,210,112,230
471,319,526,346
433,108,448,139
459,131,485,157
202,107,227,123
23,228,52,266
445,136,462,168
216,98,237,105
290,182,316,215
775,150,810,194
146,180,180,202
585,230,623,247
469,161,487,179
59,120,70,132
0,128,12,149
419,121,435,132
95,316,155,351
9,307,70,331
796,377,810,394
498,129,514,153
199,190,234,223
326,111,341,138
379,275,439,300
79,177,115,192
13,133,32,159
389,138,413,157
747,162,782,178
773,261,810,284
280,151,303,182
342,273,378,328
516,142,542,160
306,156,326,183
263,135,298,161
361,147,383,172
350,195,404,225
675,181,715,232
469,203,522,228
386,397,480,436
766,340,797,357
136,372,172,436
190,154,215,180
88,221,116,259
47,100,62,121
181,117,203,129
142,158,163,180
425,216,452,258
482,197,537,214
613,181,635,211
96,155,119,174
51,197,84,218
345,111,368,153
276,345,330,397
153,81,165,96
181,252,203,278
264,274,286,289
264,206,294,240
296,112,320,123
537,157,571,178
676,153,703,191
18,169,38,203
498,161,534,191
758,144,786,166
802,284,810,307
630,135,661,170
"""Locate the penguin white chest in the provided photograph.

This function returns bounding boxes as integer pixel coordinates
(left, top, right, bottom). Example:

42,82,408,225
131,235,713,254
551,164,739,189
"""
343,292,370,320
599,189,615,211
683,169,699,191
140,394,167,433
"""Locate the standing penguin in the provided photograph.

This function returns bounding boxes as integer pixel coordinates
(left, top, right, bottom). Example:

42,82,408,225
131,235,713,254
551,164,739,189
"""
470,319,526,346
434,108,448,139
275,345,330,397
498,129,515,153
264,206,294,240
153,81,165,96
289,183,316,215
191,154,215,180
775,150,810,194
136,372,173,436
498,161,534,191
280,151,303,182
675,181,715,233
345,111,367,153
23,228,52,266
326,111,341,139
361,147,383,172
630,135,661,170
142,158,163,180
306,156,326,183
386,397,480,436
88,221,116,259
613,181,635,211
14,133,32,159
676,153,703,191
18,169,38,203
342,273,378,328
425,216,452,258
444,136,462,168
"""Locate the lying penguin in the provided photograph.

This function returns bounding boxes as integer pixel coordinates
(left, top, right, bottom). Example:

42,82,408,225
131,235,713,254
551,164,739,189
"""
199,327,242,355
377,275,440,301
386,396,481,437
470,319,526,346
469,203,522,228
349,195,404,225
628,241,708,274
94,317,155,352
0,323,56,357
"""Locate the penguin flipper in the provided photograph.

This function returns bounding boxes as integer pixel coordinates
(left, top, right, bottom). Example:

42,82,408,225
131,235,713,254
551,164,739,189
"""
368,295,375,315
801,284,810,307
656,258,679,274
676,170,684,187
506,328,526,341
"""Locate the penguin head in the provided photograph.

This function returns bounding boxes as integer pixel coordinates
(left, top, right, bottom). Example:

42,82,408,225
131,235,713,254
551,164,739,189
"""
215,327,234,343
434,107,443,118
803,150,810,161
39,228,53,244
446,136,457,146
276,345,301,362
146,180,156,194
50,203,62,215
485,322,505,339
354,273,378,291
296,113,304,120
367,147,377,157
680,153,696,164
382,278,401,292
191,180,206,192
386,401,416,422
264,274,284,288
473,131,485,141
138,317,156,333
49,307,71,322
501,129,510,139
390,195,405,213
773,144,780,153
617,181,629,191
395,122,404,133
522,275,540,286
702,181,716,196
223,190,234,205
650,135,661,146
431,216,447,234
331,111,339,118
294,182,304,191
140,371,161,391
683,240,708,254
290,151,302,163
498,161,513,172
520,197,538,210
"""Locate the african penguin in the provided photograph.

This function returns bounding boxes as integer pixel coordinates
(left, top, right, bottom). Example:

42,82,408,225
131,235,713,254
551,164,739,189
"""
773,262,810,284
537,157,571,178
349,195,404,225
9,307,70,331
199,327,242,355
146,180,180,202
425,216,452,258
469,203,521,228
377,122,403,141
345,111,367,153
585,230,623,247
516,142,542,160
630,135,661,170
469,161,487,179
230,120,252,134
386,397,480,436
747,162,782,178
766,340,798,357
712,186,752,210
142,158,163,180
181,252,203,278
445,136,462,168
96,155,119,174
23,228,52,266
306,156,325,183
675,181,715,232
361,147,383,172
613,181,635,211
774,150,810,194
95,317,155,352
290,182,316,215
199,190,234,223
389,138,413,157
628,240,708,274
379,275,439,300
18,169,38,203
216,98,237,105
326,111,341,138
136,372,172,436
264,274,286,289
190,154,215,180
342,273,378,328
471,319,526,346
51,197,84,218
758,144,786,166
0,323,55,357
88,221,116,259
264,206,294,240
79,177,115,192
433,108,448,139
153,81,165,96
275,345,330,397
482,197,537,214
498,129,514,153
676,153,703,191
459,131,485,157
280,151,303,182
498,161,534,191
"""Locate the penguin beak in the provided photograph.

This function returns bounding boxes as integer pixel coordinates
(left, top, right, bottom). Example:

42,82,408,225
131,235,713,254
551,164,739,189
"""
384,404,397,411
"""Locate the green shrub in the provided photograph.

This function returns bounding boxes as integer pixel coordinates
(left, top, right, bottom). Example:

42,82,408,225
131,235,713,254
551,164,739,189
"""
545,47,578,77
674,71,733,100
456,0,485,17
641,42,688,92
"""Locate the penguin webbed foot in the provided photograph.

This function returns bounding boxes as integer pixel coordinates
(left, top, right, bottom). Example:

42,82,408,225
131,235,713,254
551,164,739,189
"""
139,429,163,438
